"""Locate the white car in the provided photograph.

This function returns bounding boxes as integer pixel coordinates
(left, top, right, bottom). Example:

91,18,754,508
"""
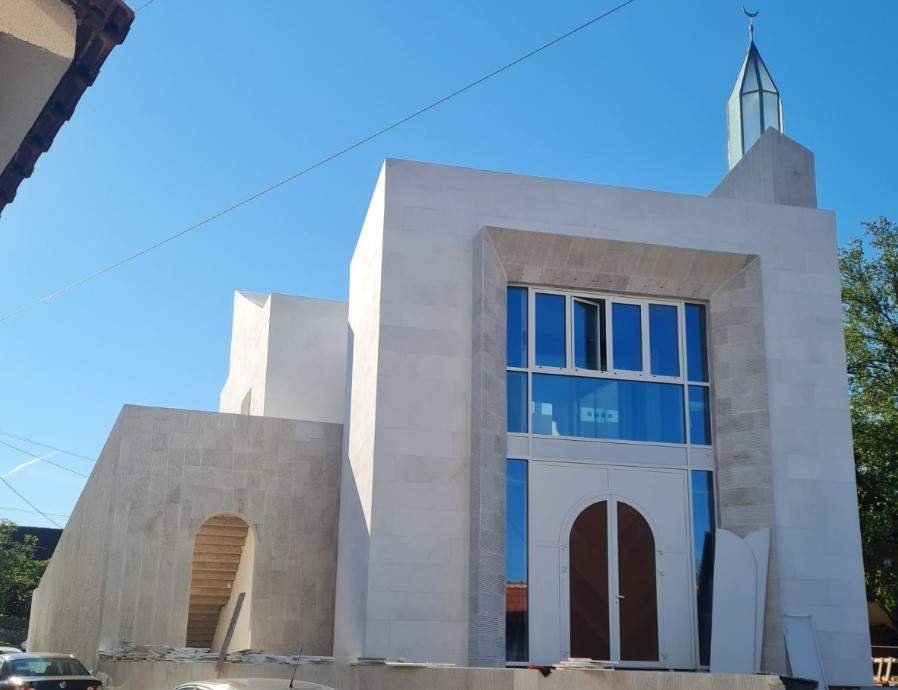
171,679,334,690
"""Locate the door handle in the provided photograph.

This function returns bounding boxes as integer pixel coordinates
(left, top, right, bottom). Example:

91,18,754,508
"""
616,594,625,599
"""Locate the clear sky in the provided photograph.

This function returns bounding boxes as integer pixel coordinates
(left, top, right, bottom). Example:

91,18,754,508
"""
1,0,896,527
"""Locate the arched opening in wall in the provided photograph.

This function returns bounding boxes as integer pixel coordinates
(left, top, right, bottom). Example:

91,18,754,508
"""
186,515,255,650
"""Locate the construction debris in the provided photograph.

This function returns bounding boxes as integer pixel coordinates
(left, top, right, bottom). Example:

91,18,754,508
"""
98,643,334,665
555,658,614,670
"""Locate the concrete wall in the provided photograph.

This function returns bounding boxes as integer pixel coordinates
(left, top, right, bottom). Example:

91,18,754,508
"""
335,145,869,684
96,659,786,690
220,292,348,424
29,405,342,666
0,0,75,170
333,165,386,663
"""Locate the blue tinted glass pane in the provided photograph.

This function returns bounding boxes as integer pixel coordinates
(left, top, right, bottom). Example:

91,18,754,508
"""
691,470,715,666
689,386,711,445
649,304,679,377
507,372,528,433
506,459,529,662
574,301,599,370
536,294,566,367
612,303,642,371
507,287,528,368
531,374,684,443
685,304,709,382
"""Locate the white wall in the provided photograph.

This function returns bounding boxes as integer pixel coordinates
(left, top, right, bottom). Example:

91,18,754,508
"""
219,292,347,424
335,153,870,683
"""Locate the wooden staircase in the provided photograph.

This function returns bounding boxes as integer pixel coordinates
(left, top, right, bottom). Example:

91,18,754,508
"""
186,515,249,648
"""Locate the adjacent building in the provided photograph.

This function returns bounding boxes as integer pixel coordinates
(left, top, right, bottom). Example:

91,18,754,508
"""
0,0,133,214
28,26,871,688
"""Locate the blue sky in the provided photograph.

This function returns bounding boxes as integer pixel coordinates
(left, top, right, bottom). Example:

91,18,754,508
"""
1,0,896,527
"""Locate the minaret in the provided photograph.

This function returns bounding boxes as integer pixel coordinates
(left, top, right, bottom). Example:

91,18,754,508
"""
727,9,783,169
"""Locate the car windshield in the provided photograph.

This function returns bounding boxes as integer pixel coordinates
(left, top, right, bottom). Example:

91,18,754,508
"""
9,657,88,677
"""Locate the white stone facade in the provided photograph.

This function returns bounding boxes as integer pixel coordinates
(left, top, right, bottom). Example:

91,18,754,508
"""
28,131,870,687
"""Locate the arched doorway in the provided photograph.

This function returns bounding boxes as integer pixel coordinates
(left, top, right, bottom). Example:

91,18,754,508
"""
568,499,659,663
186,514,255,650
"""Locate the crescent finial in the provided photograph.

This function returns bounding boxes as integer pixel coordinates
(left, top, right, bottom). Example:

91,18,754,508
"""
742,6,759,18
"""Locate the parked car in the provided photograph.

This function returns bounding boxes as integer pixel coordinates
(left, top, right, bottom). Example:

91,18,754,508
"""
171,679,334,690
0,650,19,656
0,652,102,689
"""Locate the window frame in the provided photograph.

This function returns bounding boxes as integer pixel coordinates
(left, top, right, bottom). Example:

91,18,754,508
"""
508,284,712,448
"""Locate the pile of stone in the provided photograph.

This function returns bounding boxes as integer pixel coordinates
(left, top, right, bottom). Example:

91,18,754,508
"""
353,657,455,668
555,657,614,670
98,643,334,665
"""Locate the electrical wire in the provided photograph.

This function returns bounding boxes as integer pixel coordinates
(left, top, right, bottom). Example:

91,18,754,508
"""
0,0,639,324
0,476,62,528
0,506,70,519
0,430,95,463
0,439,90,479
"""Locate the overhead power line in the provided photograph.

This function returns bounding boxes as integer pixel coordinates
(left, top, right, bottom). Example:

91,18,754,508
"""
0,505,70,519
0,439,90,479
0,0,638,324
0,430,95,464
0,476,62,528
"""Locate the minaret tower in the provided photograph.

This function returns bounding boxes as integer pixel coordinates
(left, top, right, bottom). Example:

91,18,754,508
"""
727,9,783,169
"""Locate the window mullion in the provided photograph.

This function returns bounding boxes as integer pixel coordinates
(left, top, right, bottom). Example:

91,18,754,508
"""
640,300,650,374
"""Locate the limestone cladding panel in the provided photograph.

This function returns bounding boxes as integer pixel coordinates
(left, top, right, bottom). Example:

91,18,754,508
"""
28,405,342,665
344,157,869,684
333,164,386,663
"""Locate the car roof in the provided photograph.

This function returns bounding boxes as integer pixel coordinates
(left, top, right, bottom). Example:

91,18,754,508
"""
0,653,79,661
178,679,332,690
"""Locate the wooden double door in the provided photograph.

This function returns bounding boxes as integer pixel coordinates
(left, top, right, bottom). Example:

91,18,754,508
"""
568,497,659,663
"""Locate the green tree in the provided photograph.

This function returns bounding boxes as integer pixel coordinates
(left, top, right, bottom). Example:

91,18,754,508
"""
840,217,898,614
0,520,47,616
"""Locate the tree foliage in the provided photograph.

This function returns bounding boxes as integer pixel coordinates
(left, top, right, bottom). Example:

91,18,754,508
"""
840,217,898,613
0,520,47,616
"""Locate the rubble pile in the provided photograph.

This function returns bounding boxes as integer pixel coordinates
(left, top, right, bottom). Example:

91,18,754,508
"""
98,643,334,665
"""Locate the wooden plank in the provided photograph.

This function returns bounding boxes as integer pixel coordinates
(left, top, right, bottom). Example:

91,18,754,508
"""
215,592,245,676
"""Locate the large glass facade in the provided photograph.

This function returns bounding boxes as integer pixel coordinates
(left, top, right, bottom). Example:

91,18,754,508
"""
691,470,716,666
507,288,711,447
532,374,685,443
506,459,529,662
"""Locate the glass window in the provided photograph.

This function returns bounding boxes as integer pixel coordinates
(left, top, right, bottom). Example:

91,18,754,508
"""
506,459,528,662
649,304,679,377
535,293,566,367
689,386,711,445
507,372,528,433
691,470,715,667
612,303,642,371
741,57,759,92
507,287,528,368
762,92,780,131
531,374,684,444
574,299,604,371
685,304,709,382
741,91,762,151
